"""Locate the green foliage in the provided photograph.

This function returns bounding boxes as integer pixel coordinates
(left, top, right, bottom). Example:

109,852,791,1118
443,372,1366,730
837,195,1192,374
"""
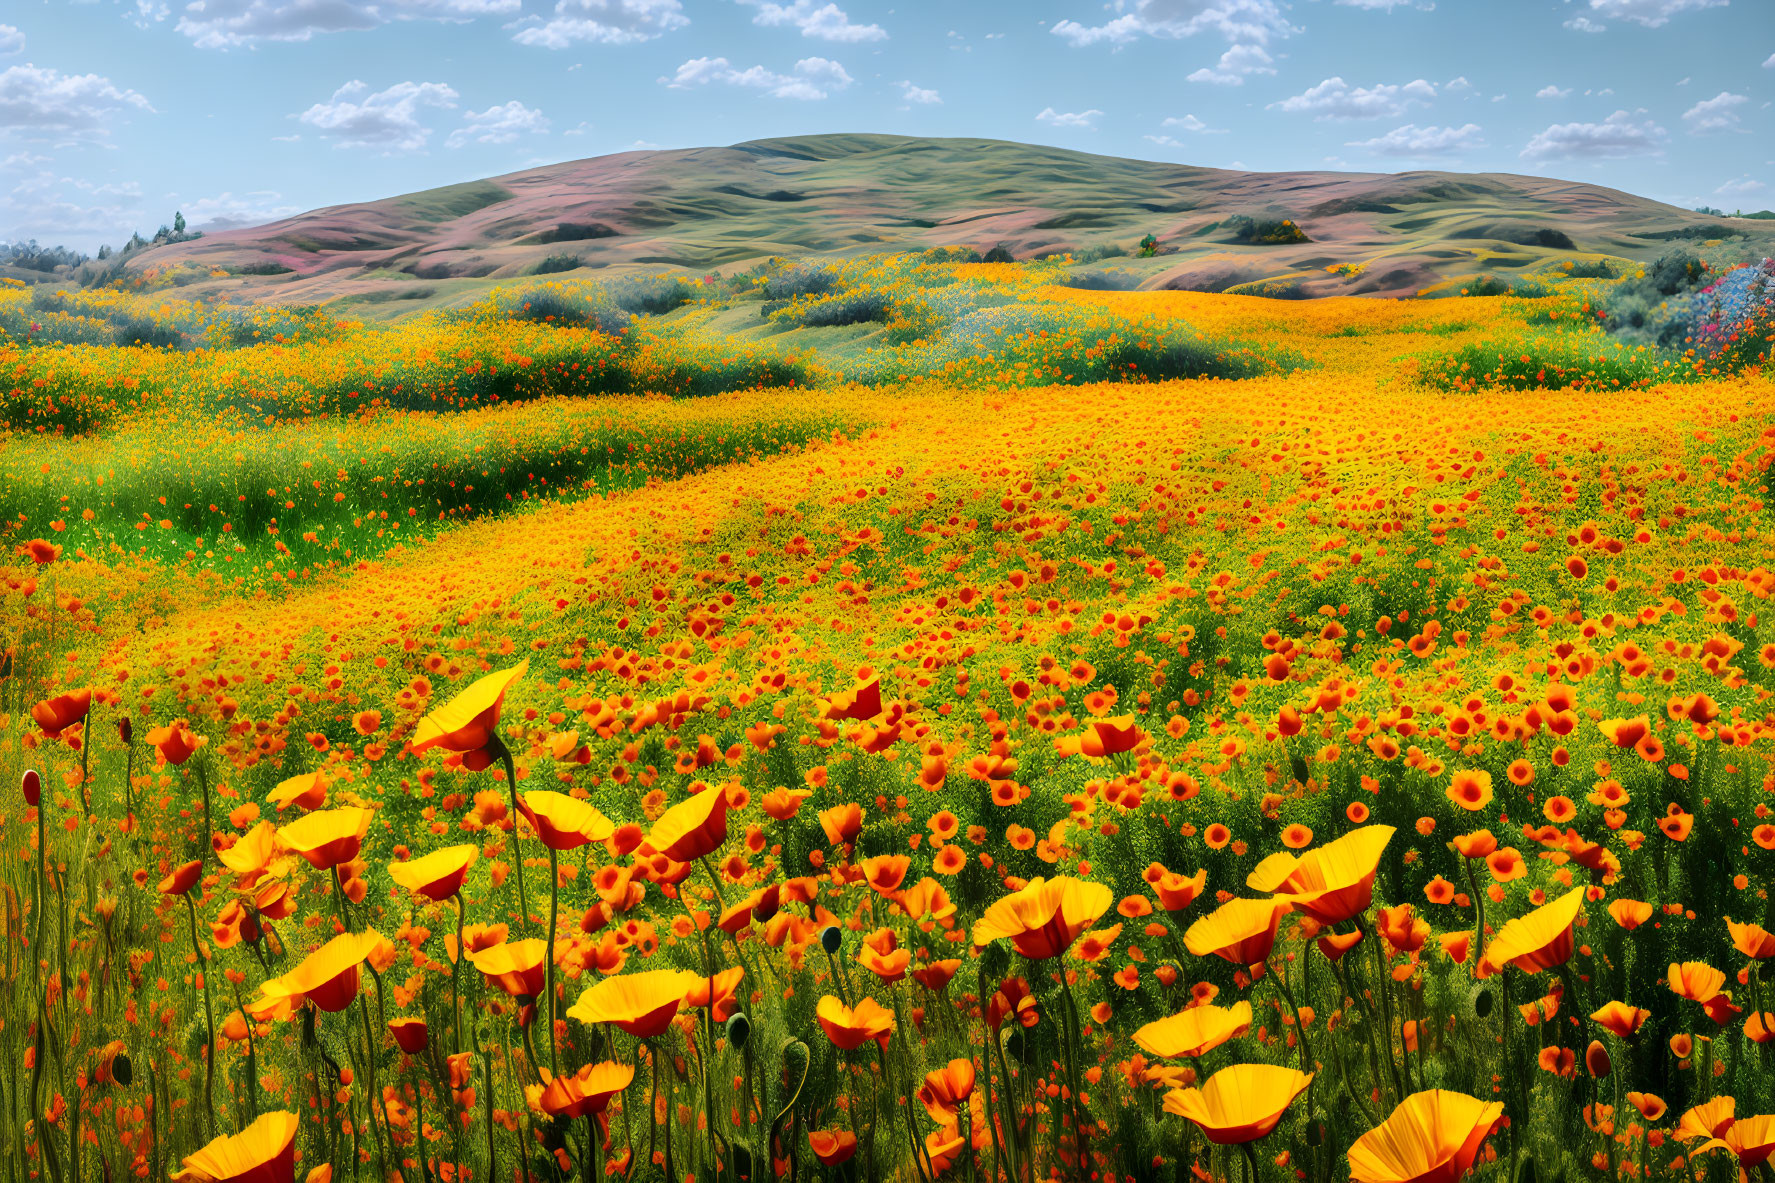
1222,215,1311,245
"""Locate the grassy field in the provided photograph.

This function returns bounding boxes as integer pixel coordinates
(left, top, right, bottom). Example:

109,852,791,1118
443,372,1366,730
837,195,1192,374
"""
3,251,1775,1183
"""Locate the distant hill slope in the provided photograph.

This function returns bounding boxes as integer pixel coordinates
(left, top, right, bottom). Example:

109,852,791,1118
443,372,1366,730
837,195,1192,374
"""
128,133,1775,303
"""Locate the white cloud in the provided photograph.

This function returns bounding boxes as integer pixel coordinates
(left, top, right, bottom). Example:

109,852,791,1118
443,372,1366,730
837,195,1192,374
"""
447,99,549,147
181,190,303,231
511,0,688,48
1683,91,1748,133
1347,122,1485,155
1162,113,1223,132
1186,42,1274,84
1445,76,1473,93
660,55,852,100
1036,106,1104,129
1764,52,1774,68
296,80,458,151
1052,0,1292,48
175,0,519,49
1520,110,1667,160
1565,0,1725,28
740,0,885,42
1715,178,1767,198
1536,85,1572,99
0,26,22,56
897,80,940,104
0,65,154,140
1564,15,1606,31
1335,0,1423,8
1272,76,1436,120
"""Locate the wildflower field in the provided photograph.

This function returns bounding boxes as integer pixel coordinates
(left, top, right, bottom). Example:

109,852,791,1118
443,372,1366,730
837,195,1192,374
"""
4,249,1775,1183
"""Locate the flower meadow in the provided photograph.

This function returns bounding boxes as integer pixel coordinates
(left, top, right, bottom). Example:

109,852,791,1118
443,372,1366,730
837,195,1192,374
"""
4,254,1775,1183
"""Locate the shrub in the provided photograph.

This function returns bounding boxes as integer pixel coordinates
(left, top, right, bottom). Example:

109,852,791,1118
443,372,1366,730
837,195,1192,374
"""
607,275,697,317
982,244,1016,263
530,253,582,275
762,264,836,301
113,317,186,350
768,287,891,328
1223,216,1310,245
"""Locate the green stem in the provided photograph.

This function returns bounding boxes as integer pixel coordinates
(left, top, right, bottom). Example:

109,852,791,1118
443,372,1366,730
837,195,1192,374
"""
495,740,532,936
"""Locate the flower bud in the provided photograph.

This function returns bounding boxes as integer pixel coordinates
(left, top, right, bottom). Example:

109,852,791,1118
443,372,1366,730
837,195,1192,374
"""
820,925,843,955
1586,1039,1612,1079
118,717,133,744
725,1011,751,1050
22,768,39,808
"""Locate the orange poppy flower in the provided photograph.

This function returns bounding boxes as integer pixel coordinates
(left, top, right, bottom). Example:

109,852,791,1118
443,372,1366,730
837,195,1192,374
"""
1163,1063,1312,1145
1281,824,1313,849
1318,930,1364,961
567,969,701,1038
1153,868,1208,911
808,1130,858,1166
1732,919,1775,960
857,930,910,983
540,1061,636,1119
1480,887,1584,974
1598,716,1650,750
1424,876,1455,906
970,876,1113,959
1445,770,1493,812
1451,830,1497,860
686,967,746,1021
860,854,910,894
1133,1001,1253,1060
259,930,384,1013
818,803,864,847
468,939,548,999
815,995,895,1051
1084,715,1145,757
146,719,205,767
1608,899,1652,931
1346,1090,1503,1183
1676,1097,1736,1143
278,807,372,871
158,859,204,897
411,661,528,768
388,844,478,901
1184,897,1292,968
1659,810,1694,841
1693,1115,1775,1170
911,959,962,991
31,689,92,739
823,675,882,722
1627,1092,1668,1121
389,1018,429,1054
1204,823,1232,850
170,1111,299,1183
1484,847,1526,883
267,772,328,813
1246,825,1395,925
1668,961,1728,1003
1591,1001,1651,1040
761,787,812,820
917,1059,976,1123
647,786,730,863
520,791,615,851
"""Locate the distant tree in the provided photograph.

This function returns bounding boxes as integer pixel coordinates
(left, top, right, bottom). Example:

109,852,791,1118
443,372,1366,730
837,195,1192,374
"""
1138,233,1158,257
97,245,111,260
982,244,1015,264
173,211,186,236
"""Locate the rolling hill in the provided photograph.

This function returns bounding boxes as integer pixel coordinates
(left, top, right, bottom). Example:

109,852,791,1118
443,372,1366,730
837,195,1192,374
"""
124,133,1775,304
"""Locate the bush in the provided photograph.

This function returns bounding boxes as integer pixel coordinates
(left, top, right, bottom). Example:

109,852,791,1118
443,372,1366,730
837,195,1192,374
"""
982,245,1016,263
1414,330,1698,391
1223,216,1310,245
113,317,186,350
607,275,697,317
768,287,891,328
762,264,836,301
481,281,629,336
530,254,582,275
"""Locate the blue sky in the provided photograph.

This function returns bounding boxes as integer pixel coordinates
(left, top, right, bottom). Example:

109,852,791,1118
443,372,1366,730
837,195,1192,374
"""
0,0,1769,251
